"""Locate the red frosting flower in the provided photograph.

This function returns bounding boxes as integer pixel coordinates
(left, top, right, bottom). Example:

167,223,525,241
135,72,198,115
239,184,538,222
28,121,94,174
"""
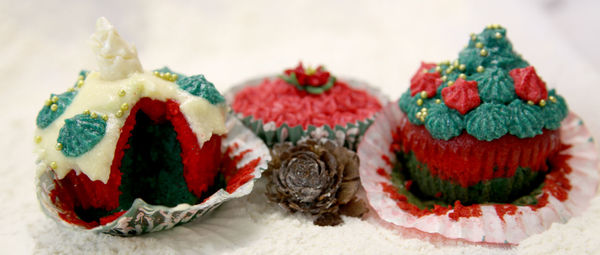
284,62,331,87
509,66,548,103
442,78,481,115
410,62,442,97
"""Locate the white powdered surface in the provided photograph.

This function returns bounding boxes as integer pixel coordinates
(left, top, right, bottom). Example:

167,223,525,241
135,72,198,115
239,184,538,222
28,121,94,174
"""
1,0,599,254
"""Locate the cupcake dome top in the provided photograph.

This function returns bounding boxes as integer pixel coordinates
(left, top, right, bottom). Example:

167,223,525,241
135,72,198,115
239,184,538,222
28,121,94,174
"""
398,25,568,141
34,17,227,183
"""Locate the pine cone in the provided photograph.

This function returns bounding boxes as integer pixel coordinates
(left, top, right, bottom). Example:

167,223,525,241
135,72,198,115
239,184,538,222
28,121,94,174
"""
265,139,368,226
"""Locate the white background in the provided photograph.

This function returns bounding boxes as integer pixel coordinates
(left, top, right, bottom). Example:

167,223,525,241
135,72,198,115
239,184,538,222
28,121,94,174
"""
1,0,599,254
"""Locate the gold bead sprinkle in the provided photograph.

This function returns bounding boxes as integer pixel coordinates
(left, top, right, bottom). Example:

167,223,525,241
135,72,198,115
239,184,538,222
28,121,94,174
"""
453,60,459,68
118,89,126,97
67,87,75,92
470,33,477,41
539,99,547,107
420,91,428,99
416,99,423,106
435,66,442,73
83,109,90,115
121,103,129,111
445,67,454,74
475,42,483,49
50,161,58,170
77,80,84,88
50,104,58,111
476,66,485,73
441,76,448,82
422,69,428,74
44,99,52,106
459,64,466,71
447,81,454,86
480,49,488,57
421,107,428,112
34,136,42,144
90,112,98,119
549,96,557,103
495,32,502,39
416,112,422,118
51,96,59,103
441,60,450,66
78,75,84,80
459,73,467,79
486,24,493,29
55,143,63,151
116,110,124,118
435,99,441,104
102,114,109,121
527,100,535,105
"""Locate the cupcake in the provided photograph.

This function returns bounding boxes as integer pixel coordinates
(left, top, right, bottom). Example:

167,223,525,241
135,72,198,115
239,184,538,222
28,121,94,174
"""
395,25,568,205
227,63,386,149
35,18,269,235
359,25,598,243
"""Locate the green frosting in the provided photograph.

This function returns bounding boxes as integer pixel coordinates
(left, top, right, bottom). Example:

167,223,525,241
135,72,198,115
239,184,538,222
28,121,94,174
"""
465,103,510,141
176,74,225,105
507,99,544,138
36,91,77,129
469,67,516,103
57,113,107,157
398,26,569,141
425,103,464,140
542,89,569,130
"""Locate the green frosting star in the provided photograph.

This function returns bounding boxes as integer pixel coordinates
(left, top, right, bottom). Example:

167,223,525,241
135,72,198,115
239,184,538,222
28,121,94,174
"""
465,103,510,141
425,103,464,140
507,99,544,138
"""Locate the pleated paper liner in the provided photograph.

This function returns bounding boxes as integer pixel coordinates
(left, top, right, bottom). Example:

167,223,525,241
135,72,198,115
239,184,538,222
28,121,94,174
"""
225,76,389,150
358,101,599,244
36,116,271,236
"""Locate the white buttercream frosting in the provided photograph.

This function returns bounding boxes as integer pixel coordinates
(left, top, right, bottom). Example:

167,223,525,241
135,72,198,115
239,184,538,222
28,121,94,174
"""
89,17,143,81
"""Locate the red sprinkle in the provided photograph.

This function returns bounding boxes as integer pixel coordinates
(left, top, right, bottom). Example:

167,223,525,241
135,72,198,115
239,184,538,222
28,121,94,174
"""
510,66,548,103
381,155,392,166
404,180,413,191
494,204,518,221
448,201,482,221
441,78,481,115
376,168,390,179
232,78,382,129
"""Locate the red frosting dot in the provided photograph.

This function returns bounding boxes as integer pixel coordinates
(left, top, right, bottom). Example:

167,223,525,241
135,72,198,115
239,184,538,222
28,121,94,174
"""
509,66,548,103
410,62,442,97
441,78,481,115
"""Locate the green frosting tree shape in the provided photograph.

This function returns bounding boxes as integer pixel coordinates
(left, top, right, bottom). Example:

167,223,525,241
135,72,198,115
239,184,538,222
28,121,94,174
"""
58,113,107,157
507,99,544,138
398,25,569,141
465,103,510,141
36,91,78,129
542,89,569,130
470,67,516,104
425,103,464,140
176,74,225,105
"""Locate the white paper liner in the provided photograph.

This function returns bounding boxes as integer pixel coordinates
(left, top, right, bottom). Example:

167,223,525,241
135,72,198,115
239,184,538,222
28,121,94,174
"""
36,115,271,236
358,100,600,244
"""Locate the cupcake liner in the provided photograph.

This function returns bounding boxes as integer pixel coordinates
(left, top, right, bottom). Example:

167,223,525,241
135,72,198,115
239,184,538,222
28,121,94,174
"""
225,76,389,150
36,115,271,236
358,100,599,244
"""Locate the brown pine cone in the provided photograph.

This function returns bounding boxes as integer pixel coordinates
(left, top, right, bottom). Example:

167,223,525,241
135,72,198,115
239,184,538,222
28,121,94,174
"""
265,139,368,226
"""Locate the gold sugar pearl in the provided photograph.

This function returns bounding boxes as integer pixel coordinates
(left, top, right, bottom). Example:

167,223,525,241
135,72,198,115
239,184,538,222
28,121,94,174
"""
539,99,547,107
486,24,493,29
435,99,441,104
77,80,84,88
476,66,485,73
549,96,557,103
172,74,178,80
90,112,98,119
78,75,84,80
422,69,428,74
416,112,422,118
118,89,126,97
420,107,428,112
50,104,58,111
445,67,454,74
67,87,75,92
420,91,428,99
447,81,454,86
459,64,466,71
495,32,502,39
441,76,448,82
83,109,90,115
55,143,63,151
441,60,450,66
435,66,442,73
51,96,59,103
416,99,424,106
116,110,124,118
470,33,477,41
44,99,52,106
121,103,129,111
459,73,467,79
527,100,535,105
480,49,488,57
475,42,483,49
102,114,109,121
453,60,459,68
50,161,58,170
34,136,42,144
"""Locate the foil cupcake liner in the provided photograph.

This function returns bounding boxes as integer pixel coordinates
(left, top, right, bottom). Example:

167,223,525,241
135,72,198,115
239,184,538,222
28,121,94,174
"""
358,101,599,244
36,115,271,236
225,76,389,150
